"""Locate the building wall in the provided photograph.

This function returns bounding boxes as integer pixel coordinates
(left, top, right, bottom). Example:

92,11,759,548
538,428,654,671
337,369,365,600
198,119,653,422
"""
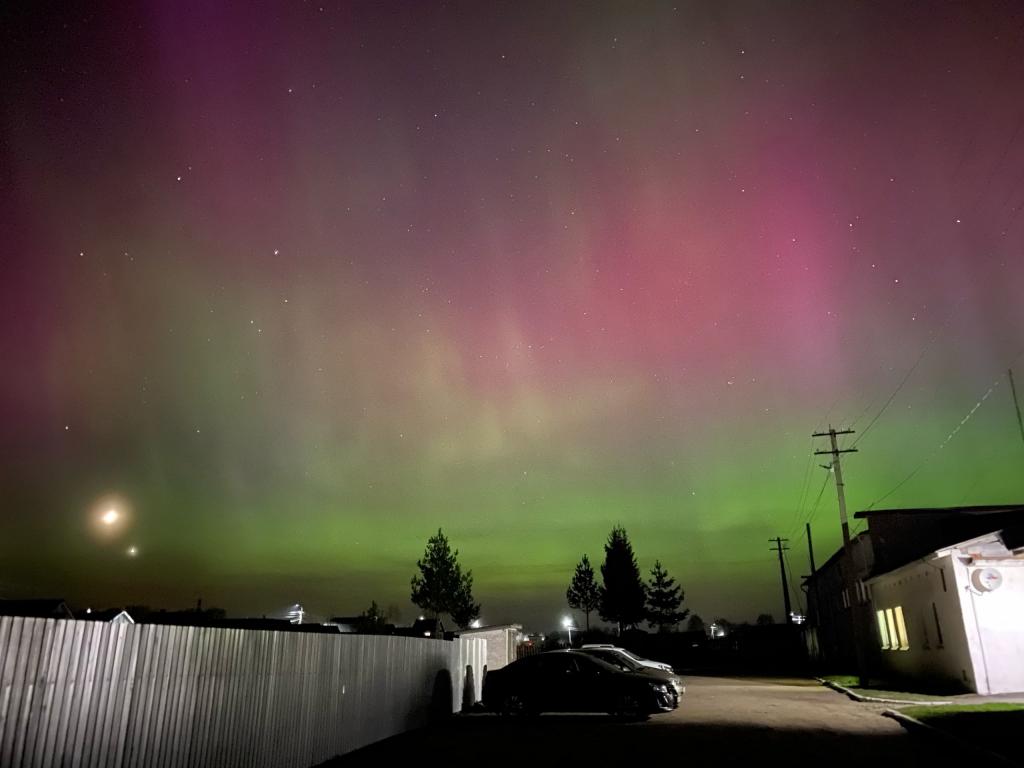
0,617,486,768
957,559,1024,694
869,552,1024,694
805,533,875,670
457,627,516,671
868,554,976,691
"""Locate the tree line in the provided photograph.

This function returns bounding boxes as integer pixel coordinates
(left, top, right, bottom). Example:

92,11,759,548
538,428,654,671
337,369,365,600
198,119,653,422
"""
566,525,688,633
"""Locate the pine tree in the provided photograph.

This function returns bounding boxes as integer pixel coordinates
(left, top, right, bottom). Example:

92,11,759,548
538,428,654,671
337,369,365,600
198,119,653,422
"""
566,554,601,630
450,570,481,629
357,601,388,632
599,526,647,633
645,560,689,632
410,528,480,627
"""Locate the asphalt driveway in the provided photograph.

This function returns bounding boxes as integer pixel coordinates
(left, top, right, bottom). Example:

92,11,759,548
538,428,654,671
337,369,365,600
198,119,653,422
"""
327,675,953,766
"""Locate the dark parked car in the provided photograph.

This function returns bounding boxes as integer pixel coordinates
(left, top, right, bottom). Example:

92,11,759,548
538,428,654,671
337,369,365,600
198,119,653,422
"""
577,646,686,698
483,650,678,717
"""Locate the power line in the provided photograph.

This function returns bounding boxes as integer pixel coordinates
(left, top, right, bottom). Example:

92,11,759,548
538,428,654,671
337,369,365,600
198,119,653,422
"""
1008,369,1024,448
806,472,831,524
788,470,832,539
866,375,1005,510
850,346,930,449
789,439,816,534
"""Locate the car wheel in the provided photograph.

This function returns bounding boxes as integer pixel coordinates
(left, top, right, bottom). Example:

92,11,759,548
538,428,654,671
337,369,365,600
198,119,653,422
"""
612,692,646,720
501,692,529,716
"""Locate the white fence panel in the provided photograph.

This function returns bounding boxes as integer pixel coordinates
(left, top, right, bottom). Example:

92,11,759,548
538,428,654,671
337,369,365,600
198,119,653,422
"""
0,618,484,768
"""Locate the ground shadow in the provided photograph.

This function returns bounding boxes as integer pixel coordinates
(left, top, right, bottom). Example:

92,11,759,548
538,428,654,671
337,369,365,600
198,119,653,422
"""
322,713,961,767
429,669,453,722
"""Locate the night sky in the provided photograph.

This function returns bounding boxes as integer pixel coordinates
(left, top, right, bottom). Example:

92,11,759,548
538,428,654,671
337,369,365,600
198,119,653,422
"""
3,2,1024,629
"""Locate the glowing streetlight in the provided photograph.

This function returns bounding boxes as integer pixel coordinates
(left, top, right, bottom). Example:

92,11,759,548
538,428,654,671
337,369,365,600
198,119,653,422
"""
562,615,575,646
101,508,119,526
126,546,138,557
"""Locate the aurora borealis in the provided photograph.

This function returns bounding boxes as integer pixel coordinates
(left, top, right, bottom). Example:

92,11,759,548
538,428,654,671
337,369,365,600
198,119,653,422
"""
3,2,1024,628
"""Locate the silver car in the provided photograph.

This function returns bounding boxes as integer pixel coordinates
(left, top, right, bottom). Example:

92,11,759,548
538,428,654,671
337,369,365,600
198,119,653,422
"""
578,646,686,699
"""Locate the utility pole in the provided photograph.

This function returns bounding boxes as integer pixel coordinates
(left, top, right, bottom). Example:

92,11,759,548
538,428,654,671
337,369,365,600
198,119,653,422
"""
806,522,816,574
805,522,818,629
813,427,857,547
770,537,792,624
812,426,868,684
1009,369,1024,448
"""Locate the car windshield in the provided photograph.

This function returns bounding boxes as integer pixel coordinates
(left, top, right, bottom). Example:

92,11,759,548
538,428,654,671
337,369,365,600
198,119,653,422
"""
618,649,650,663
572,653,620,674
587,650,641,670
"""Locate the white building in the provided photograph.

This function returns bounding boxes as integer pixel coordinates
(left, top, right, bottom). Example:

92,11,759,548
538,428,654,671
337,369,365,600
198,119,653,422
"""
452,624,522,671
867,530,1024,694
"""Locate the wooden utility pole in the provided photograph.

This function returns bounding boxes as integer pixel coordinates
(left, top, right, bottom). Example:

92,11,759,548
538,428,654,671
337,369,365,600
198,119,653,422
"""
806,522,818,628
812,426,868,683
813,427,857,547
1009,369,1024,447
770,537,792,624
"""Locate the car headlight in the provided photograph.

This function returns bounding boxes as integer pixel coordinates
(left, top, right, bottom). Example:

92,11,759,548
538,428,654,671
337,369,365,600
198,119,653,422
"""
651,683,669,693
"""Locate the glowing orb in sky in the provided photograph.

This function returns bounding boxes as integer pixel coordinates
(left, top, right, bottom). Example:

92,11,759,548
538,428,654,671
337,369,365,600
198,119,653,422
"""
101,509,119,526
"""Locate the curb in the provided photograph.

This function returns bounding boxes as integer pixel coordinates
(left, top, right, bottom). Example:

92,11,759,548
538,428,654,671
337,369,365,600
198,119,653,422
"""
815,677,952,706
882,709,1020,768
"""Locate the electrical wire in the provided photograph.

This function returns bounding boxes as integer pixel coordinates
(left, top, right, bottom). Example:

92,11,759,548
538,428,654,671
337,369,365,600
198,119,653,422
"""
865,372,1009,510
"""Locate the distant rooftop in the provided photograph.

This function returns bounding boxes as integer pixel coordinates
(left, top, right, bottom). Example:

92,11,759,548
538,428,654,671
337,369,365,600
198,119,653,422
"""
0,598,74,620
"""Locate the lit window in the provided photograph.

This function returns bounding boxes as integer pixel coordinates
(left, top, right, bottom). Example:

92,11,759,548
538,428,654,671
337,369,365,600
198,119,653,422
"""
876,610,890,649
885,609,898,651
894,606,910,651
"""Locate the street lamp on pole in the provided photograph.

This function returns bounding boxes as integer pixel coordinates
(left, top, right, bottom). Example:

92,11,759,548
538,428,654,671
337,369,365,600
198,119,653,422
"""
562,615,575,647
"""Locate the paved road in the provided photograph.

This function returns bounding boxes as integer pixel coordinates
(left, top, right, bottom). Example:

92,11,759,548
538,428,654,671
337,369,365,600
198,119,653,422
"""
330,676,953,766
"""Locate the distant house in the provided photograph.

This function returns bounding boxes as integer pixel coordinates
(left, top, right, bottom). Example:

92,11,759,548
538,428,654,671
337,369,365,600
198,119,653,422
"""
0,599,74,620
325,616,396,634
409,617,444,638
79,608,135,625
327,616,362,633
806,504,1024,693
204,618,342,634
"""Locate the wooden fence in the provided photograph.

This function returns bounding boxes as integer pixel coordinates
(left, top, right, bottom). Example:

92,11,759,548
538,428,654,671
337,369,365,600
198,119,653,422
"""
0,617,485,768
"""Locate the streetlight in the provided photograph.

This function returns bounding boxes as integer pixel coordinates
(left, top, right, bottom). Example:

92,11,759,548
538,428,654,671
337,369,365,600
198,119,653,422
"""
562,615,575,646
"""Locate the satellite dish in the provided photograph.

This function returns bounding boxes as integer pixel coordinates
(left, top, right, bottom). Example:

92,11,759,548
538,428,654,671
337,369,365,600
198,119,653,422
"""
971,567,1003,592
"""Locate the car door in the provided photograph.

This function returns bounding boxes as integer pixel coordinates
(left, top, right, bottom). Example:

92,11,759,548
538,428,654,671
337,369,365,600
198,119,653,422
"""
571,655,617,712
533,654,580,711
